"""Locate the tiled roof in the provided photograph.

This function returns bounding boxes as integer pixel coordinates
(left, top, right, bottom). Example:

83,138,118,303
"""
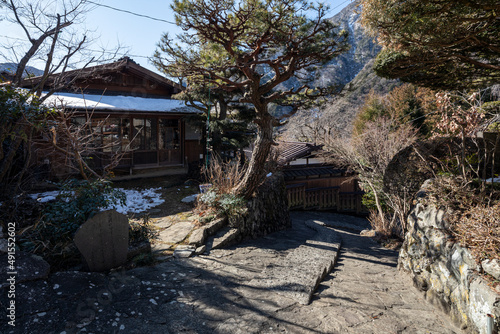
277,141,322,165
283,166,345,179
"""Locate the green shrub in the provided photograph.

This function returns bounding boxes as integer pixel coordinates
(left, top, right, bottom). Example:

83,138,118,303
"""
218,193,246,216
198,188,246,218
19,179,126,269
42,179,126,235
198,189,218,207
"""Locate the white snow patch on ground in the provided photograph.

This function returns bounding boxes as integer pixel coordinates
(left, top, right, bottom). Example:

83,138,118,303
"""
110,188,165,214
28,187,165,214
29,191,60,203
181,194,198,203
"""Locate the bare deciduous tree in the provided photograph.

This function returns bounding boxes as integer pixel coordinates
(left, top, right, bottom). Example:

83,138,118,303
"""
0,0,124,190
324,118,418,236
37,103,133,180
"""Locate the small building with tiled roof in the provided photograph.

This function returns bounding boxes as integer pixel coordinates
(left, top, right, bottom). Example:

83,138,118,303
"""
275,141,358,193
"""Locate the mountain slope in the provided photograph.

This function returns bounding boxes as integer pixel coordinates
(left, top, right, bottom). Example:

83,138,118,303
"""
0,63,44,79
281,2,400,139
319,0,380,87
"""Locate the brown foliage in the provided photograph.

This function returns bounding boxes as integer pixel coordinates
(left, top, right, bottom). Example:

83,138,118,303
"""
453,202,500,262
353,84,435,136
202,154,246,195
325,118,418,237
367,210,401,238
35,108,130,180
426,177,500,262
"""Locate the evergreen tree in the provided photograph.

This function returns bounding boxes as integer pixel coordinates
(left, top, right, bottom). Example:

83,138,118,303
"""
153,0,349,198
360,0,500,89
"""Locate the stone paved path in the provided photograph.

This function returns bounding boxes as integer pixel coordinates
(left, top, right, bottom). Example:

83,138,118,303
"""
1,211,464,334
291,212,464,333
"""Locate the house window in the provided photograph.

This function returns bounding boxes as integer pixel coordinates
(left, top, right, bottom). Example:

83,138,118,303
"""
131,118,158,151
159,119,180,150
102,118,121,152
121,118,131,151
131,117,158,165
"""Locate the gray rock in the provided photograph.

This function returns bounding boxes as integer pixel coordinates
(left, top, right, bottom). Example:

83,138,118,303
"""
360,229,377,237
188,228,206,247
469,278,500,333
156,254,173,261
74,210,129,272
181,194,198,203
155,217,173,229
0,252,50,287
127,242,151,260
195,245,206,255
482,259,500,280
203,217,227,236
400,186,500,333
211,228,241,250
151,242,174,253
173,245,195,258
158,221,195,244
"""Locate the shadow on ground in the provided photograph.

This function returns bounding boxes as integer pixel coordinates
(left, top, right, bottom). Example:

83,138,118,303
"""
0,211,463,334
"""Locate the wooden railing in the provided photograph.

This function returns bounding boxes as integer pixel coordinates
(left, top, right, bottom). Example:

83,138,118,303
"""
287,183,307,209
305,186,340,210
286,183,366,214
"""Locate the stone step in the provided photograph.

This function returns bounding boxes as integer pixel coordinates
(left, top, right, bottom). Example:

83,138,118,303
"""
188,217,228,248
248,219,341,305
204,226,241,253
320,219,369,233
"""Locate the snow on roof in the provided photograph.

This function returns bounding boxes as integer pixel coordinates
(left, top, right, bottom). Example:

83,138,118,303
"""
42,92,200,114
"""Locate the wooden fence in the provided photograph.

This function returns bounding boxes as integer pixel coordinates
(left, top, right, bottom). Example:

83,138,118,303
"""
286,183,366,214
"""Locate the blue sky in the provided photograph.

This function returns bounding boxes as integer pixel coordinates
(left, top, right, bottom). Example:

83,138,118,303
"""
1,0,353,73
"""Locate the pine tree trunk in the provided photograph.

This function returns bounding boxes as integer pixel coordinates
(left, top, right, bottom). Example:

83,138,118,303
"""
219,100,228,120
233,113,274,199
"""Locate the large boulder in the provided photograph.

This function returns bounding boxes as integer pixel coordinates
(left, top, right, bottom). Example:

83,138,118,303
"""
74,210,129,272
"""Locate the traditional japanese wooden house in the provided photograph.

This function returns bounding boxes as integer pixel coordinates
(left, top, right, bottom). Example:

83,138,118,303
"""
25,57,204,176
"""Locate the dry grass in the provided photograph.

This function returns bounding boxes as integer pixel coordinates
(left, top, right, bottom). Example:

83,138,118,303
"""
452,202,500,261
427,177,500,262
201,154,246,195
367,209,402,239
195,154,246,215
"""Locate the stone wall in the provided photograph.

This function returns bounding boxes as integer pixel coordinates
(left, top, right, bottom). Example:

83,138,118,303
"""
234,172,291,239
399,185,500,334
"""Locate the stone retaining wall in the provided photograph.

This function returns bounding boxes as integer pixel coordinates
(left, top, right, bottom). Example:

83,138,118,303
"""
234,172,291,239
399,187,500,334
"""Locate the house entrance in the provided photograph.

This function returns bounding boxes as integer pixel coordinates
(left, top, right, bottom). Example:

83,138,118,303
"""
130,117,182,166
131,118,158,165
158,118,181,165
